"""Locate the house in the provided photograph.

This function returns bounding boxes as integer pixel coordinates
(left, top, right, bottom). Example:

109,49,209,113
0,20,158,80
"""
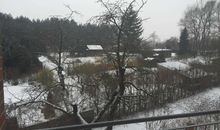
157,61,212,91
153,48,173,58
144,57,159,68
74,45,104,57
86,45,103,56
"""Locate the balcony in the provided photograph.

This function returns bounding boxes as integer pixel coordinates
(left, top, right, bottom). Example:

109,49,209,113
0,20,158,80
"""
37,109,220,130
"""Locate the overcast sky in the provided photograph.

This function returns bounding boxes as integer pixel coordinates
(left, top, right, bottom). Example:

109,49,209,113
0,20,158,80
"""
0,0,201,41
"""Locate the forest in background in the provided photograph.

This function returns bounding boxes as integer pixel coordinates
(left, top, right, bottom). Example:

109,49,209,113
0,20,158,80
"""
0,13,116,79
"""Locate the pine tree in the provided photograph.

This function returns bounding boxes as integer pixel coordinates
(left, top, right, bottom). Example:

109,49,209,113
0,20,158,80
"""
179,27,189,54
122,5,143,53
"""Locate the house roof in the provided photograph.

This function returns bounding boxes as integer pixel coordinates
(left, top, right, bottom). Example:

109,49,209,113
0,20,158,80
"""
144,57,155,61
158,61,190,71
158,61,209,79
181,68,208,79
86,45,103,51
153,53,159,56
153,49,172,52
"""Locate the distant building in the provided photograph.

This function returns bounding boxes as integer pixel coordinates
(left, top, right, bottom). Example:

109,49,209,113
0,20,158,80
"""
144,57,161,68
157,61,212,90
158,61,190,71
86,45,103,56
74,45,104,57
153,48,173,58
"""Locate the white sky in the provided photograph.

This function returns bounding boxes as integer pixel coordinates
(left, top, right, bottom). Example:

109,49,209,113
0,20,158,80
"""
0,0,201,41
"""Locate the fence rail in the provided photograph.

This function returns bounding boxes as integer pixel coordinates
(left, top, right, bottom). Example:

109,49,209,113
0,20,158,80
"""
37,109,220,130
117,85,194,117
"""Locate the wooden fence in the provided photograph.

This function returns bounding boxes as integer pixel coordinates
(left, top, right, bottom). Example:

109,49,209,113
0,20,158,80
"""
117,84,194,117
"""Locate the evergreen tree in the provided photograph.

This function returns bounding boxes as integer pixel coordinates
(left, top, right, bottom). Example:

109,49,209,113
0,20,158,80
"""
179,27,189,54
122,5,143,53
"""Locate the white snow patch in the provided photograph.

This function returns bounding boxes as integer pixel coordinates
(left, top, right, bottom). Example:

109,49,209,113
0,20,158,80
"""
38,56,57,70
153,49,172,52
4,82,30,104
65,56,103,64
94,87,220,130
180,56,210,65
87,45,103,50
153,53,159,56
144,57,154,61
171,53,176,57
158,61,190,71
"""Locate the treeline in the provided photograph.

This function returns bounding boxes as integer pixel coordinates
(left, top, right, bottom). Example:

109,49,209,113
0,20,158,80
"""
0,13,116,79
180,0,220,52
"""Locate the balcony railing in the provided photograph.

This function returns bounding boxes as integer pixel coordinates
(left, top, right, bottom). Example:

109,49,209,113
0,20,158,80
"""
37,109,220,130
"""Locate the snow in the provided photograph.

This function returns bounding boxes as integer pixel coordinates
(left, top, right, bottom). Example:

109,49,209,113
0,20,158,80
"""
38,56,57,70
158,61,190,71
50,52,70,59
3,82,49,126
153,53,159,56
153,49,172,52
171,53,176,57
87,45,103,50
4,54,218,129
179,56,210,65
181,68,208,78
64,56,104,64
94,87,220,130
4,82,30,104
144,57,154,61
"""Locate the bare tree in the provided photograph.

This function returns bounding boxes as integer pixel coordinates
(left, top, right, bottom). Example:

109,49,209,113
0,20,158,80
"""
180,0,217,52
6,1,149,128
89,0,148,126
213,1,220,38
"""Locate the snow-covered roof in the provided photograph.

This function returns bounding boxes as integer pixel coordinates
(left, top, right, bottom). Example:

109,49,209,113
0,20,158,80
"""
180,56,208,65
144,57,155,61
158,61,190,71
153,53,159,56
86,45,103,51
153,49,172,52
171,53,176,57
181,68,208,78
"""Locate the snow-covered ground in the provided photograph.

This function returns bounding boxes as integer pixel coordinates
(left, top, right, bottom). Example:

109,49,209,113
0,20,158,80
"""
158,61,190,71
166,55,211,65
94,87,220,130
64,56,104,65
4,82,30,104
4,82,48,126
6,83,220,129
38,55,89,105
4,55,220,129
38,56,57,70
180,56,210,65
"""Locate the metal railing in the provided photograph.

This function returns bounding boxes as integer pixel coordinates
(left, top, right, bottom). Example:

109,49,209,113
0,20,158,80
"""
37,109,220,130
166,121,220,130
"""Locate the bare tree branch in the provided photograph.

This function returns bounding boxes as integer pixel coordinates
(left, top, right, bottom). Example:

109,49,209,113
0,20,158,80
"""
124,81,153,97
16,100,70,115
